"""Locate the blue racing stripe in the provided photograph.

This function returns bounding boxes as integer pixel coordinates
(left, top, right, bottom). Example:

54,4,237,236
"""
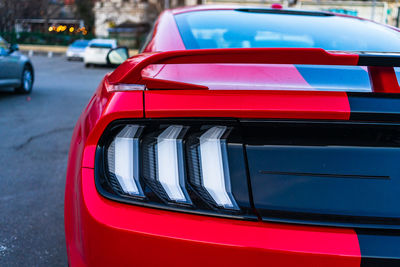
296,65,371,92
356,229,400,267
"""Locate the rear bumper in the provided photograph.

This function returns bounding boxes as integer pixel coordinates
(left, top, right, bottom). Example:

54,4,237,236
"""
67,167,363,267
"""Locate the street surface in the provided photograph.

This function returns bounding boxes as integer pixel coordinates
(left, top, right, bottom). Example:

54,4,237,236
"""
0,56,113,266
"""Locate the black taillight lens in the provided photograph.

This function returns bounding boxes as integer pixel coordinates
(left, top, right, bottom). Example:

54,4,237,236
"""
95,120,256,220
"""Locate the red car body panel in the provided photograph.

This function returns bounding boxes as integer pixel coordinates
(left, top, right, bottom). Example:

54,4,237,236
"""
144,90,351,120
65,6,400,267
141,64,315,90
142,10,186,53
108,48,359,85
75,168,360,267
65,77,359,267
65,79,360,267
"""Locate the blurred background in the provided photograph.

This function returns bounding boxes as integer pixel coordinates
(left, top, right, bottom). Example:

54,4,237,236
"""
1,0,399,53
0,0,398,266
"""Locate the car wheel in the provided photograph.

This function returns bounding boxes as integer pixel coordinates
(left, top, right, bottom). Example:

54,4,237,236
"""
14,66,33,94
85,63,91,68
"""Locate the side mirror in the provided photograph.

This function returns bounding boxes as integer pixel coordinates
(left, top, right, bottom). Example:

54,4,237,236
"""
107,47,129,66
9,43,19,53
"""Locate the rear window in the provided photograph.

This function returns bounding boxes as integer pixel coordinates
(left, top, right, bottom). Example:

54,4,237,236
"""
175,9,400,51
90,43,113,49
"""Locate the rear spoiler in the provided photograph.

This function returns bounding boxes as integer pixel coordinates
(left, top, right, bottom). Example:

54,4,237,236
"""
107,48,400,93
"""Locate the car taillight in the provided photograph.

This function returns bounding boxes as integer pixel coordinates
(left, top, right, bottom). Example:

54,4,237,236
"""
107,125,144,197
142,125,191,205
95,120,255,219
186,126,239,210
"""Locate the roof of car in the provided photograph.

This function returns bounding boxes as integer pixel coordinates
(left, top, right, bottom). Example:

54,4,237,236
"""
73,39,89,43
89,39,117,44
169,4,377,25
172,4,332,15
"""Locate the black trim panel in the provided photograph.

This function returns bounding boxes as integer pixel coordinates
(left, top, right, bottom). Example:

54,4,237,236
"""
245,120,400,229
95,118,400,229
358,53,400,67
235,8,334,16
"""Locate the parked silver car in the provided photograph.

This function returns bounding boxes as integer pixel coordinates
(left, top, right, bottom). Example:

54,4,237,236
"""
0,36,34,94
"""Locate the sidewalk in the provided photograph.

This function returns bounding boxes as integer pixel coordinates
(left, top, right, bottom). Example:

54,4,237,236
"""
19,44,66,56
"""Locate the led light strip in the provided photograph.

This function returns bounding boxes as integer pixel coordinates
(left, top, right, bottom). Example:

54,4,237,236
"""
111,125,144,197
157,126,190,203
199,126,239,210
107,124,239,211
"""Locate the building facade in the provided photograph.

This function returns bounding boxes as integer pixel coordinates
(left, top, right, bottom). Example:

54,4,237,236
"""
93,0,198,37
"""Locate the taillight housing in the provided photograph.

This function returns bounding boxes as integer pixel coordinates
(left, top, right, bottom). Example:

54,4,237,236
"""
95,119,256,220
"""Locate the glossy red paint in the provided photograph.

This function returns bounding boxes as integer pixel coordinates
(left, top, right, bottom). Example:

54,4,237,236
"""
66,6,367,267
83,85,144,170
368,66,400,93
64,80,144,265
76,167,360,267
145,64,314,90
65,85,359,266
108,48,359,87
142,10,185,53
145,90,351,120
271,3,283,9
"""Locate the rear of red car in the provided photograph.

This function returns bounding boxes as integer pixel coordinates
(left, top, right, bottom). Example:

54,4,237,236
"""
65,7,400,267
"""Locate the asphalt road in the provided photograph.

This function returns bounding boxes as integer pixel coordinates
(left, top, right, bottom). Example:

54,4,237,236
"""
0,56,113,266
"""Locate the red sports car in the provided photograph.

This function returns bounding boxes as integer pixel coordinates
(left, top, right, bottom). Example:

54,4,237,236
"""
65,5,400,267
